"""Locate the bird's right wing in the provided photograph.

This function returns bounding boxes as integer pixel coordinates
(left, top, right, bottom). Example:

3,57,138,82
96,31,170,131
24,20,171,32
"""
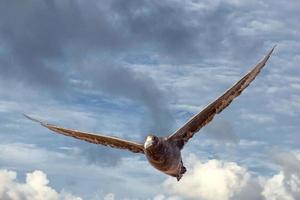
167,47,275,149
24,114,145,154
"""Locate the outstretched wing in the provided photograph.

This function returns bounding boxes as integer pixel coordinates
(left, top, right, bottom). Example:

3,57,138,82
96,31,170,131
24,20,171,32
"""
24,114,145,154
167,46,275,149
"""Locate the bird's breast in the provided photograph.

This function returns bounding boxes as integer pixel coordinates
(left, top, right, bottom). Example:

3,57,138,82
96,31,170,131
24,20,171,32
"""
145,142,181,174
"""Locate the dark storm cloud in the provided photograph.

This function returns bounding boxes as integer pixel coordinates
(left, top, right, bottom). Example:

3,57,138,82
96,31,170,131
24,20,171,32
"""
108,0,257,63
0,0,174,152
0,0,66,89
0,0,268,165
0,0,249,132
0,0,264,88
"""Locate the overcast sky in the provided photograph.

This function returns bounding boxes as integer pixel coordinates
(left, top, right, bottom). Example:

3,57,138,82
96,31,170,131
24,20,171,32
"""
0,0,299,199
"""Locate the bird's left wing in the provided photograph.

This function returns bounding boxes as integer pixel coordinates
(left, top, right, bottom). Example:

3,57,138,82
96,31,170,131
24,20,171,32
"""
167,47,275,149
24,114,145,154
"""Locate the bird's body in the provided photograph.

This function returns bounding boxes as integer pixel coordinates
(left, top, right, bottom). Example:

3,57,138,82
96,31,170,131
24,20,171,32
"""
144,136,185,180
24,47,275,181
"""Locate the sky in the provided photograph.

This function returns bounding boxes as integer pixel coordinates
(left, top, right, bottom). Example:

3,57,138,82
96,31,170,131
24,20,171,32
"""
0,0,299,199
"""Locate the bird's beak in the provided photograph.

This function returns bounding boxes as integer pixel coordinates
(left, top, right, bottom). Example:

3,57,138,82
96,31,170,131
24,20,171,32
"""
144,137,154,149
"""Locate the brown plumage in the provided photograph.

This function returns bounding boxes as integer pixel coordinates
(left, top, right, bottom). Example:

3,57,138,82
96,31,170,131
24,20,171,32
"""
24,46,275,181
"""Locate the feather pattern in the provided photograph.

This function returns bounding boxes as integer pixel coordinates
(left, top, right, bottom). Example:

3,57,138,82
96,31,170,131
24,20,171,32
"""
23,114,145,154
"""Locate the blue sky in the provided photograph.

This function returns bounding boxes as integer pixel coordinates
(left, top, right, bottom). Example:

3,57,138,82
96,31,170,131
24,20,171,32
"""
0,0,299,199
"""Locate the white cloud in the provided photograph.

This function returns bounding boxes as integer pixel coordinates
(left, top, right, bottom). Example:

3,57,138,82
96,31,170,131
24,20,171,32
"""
163,153,300,200
1,143,300,200
264,151,300,200
0,169,82,200
164,154,250,200
0,143,161,199
103,193,115,200
152,194,181,200
262,172,294,200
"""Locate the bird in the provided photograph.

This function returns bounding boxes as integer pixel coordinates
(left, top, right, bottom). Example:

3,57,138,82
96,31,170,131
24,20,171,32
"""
24,46,275,181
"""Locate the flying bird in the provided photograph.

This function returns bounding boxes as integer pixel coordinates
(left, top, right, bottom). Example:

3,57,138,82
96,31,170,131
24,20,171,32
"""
24,47,275,181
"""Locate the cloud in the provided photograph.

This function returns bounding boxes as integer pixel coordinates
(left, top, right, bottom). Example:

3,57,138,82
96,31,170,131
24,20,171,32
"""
164,154,250,200
0,169,82,200
1,143,300,200
262,172,295,200
103,193,115,200
265,151,300,200
204,117,239,143
152,194,181,200
233,178,264,200
163,152,300,200
0,0,176,136
0,0,300,199
77,59,174,136
0,0,288,168
102,193,181,200
78,145,123,167
0,142,162,199
0,0,267,93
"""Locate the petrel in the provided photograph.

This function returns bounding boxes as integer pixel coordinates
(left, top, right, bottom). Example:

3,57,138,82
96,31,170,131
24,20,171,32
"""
24,47,275,181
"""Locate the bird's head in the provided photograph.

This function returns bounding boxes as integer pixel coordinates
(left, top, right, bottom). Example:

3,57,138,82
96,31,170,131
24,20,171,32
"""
144,135,159,149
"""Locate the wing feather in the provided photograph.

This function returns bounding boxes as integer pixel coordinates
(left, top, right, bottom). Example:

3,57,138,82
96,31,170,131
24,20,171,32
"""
167,47,275,148
24,114,145,154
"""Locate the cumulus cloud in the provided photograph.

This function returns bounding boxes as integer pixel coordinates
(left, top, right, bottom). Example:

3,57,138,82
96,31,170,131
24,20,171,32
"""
0,169,82,200
103,193,115,200
262,172,295,200
164,154,250,200
263,151,300,200
163,153,300,200
152,194,181,200
43,150,299,200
